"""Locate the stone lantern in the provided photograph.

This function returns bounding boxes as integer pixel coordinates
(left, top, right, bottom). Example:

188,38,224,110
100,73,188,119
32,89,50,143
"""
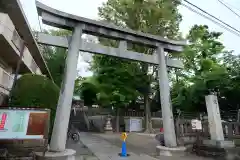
104,115,113,133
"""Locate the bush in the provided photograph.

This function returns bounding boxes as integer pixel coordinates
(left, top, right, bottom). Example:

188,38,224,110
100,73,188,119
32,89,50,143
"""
9,74,60,139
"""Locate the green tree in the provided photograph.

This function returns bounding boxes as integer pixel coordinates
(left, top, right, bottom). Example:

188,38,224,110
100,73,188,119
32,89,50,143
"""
90,58,143,132
95,0,182,132
219,54,240,111
9,74,60,138
41,29,84,99
74,76,86,95
80,76,99,106
172,25,231,112
41,29,71,87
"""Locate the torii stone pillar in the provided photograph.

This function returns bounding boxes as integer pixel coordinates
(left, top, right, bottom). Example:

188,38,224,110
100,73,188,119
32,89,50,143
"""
157,46,177,147
50,24,82,152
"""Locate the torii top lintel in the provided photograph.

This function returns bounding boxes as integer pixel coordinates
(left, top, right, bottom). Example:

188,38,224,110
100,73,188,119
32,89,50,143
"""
36,1,186,53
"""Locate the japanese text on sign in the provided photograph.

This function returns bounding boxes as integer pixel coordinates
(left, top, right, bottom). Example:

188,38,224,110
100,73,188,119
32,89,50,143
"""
191,119,202,130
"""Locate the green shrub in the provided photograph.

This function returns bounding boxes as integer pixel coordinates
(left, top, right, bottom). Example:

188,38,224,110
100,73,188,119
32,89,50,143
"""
9,74,60,139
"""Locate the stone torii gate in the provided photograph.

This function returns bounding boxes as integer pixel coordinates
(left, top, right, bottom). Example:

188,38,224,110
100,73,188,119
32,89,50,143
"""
35,1,186,156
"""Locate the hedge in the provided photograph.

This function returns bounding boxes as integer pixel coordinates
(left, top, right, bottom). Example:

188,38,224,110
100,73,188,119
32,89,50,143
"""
9,74,60,140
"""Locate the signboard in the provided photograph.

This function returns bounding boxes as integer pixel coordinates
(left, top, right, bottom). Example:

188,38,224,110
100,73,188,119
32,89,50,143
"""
0,109,49,139
191,119,202,130
121,132,127,141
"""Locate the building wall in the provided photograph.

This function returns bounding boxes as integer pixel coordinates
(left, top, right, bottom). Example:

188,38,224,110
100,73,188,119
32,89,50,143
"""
0,12,42,75
0,13,44,105
22,46,41,74
0,13,15,43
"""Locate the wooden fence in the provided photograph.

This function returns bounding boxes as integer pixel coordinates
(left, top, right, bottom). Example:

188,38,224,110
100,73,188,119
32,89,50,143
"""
124,111,162,117
175,119,240,141
222,122,240,139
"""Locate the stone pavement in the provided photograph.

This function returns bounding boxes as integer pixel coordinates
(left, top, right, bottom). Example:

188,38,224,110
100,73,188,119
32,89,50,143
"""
79,132,159,160
93,132,158,156
66,138,98,160
79,132,213,160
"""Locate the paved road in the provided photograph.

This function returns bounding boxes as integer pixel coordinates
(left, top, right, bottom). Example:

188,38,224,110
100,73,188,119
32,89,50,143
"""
66,138,98,160
93,133,158,156
79,132,159,160
92,133,213,160
66,132,213,160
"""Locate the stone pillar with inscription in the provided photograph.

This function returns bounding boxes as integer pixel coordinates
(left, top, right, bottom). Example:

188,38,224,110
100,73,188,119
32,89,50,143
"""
205,94,224,142
203,93,235,158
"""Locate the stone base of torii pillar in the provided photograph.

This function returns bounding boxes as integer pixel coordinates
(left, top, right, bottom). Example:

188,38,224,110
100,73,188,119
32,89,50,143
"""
35,149,76,160
195,94,236,159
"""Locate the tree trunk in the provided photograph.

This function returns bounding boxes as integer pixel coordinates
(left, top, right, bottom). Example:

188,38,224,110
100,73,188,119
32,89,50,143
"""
144,95,153,133
83,111,90,131
140,61,154,133
115,108,120,132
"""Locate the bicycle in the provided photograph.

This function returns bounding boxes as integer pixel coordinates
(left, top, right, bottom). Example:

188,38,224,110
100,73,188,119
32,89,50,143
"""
67,125,80,142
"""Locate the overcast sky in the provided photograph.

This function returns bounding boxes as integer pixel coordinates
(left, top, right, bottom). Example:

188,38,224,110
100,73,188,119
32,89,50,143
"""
19,0,240,77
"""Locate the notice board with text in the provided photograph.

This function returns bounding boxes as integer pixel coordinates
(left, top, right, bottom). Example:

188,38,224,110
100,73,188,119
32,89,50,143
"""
0,108,50,139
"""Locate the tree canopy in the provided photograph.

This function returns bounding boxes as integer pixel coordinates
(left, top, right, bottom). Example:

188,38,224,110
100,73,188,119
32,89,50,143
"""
73,0,184,132
39,0,240,122
171,25,240,113
9,74,60,137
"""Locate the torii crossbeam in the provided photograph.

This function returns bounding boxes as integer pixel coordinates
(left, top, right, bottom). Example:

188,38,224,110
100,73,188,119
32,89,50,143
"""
35,1,187,153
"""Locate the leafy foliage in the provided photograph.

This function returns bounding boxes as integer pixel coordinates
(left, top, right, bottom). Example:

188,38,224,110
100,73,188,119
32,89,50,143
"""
9,74,60,137
89,0,182,111
171,25,240,112
41,29,71,87
40,29,84,95
80,77,99,106
92,58,143,108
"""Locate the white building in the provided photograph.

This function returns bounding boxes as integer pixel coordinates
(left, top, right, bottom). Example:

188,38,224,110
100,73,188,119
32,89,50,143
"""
0,0,51,104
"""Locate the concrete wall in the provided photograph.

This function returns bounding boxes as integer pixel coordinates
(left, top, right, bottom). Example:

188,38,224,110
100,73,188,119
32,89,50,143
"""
0,13,15,42
0,12,43,99
22,47,42,74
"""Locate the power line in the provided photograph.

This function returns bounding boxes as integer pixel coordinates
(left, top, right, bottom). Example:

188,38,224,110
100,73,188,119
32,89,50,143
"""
182,0,240,35
217,0,240,14
217,0,240,19
181,3,240,37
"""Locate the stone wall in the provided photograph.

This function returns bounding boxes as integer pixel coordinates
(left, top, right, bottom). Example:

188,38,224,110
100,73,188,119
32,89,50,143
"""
0,139,46,159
